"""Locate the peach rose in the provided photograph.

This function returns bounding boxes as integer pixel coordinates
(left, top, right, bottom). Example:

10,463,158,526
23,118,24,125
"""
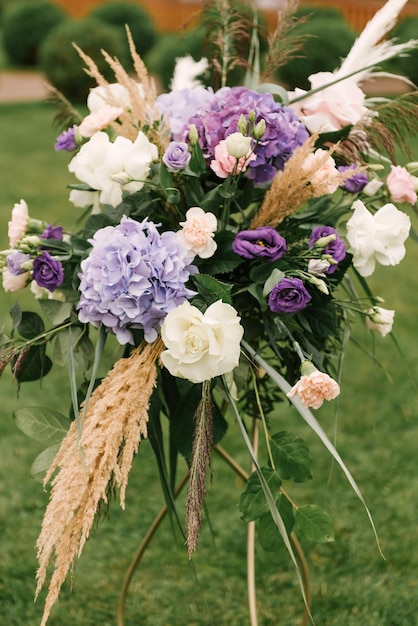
386,165,417,205
287,361,340,409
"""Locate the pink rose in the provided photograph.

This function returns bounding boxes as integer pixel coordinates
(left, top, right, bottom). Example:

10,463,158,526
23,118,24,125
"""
2,268,30,292
78,105,124,138
8,199,29,247
287,361,340,409
289,72,369,134
178,206,217,259
386,165,417,205
210,139,256,179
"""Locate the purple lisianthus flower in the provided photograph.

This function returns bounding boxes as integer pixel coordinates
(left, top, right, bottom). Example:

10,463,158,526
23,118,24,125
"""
55,125,78,152
232,227,287,261
309,225,346,275
268,277,312,313
40,224,64,240
77,216,197,344
32,252,63,291
338,165,368,193
179,86,309,185
7,250,31,275
162,141,191,171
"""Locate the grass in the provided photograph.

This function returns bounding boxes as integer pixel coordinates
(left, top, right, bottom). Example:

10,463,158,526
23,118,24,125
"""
1,102,418,626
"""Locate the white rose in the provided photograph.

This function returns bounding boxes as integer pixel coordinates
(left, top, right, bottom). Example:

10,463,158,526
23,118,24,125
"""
8,199,29,247
346,200,410,277
68,131,158,207
178,207,217,259
161,300,244,383
87,82,144,113
225,132,253,159
366,306,395,337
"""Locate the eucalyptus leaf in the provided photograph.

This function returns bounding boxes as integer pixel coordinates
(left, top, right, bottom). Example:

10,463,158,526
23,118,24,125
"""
53,327,94,371
14,406,70,444
31,443,61,482
295,504,334,543
240,468,282,522
39,300,73,325
270,431,313,483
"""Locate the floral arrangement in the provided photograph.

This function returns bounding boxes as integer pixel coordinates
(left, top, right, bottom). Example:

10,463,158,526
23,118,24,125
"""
1,0,418,624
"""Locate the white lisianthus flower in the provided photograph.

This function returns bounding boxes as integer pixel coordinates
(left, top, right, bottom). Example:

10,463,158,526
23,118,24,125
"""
8,199,29,247
308,258,331,276
362,178,384,196
346,199,411,277
366,306,395,337
2,268,29,292
87,82,144,113
68,131,158,207
225,132,253,159
178,207,217,259
170,55,209,91
78,105,124,138
161,300,244,384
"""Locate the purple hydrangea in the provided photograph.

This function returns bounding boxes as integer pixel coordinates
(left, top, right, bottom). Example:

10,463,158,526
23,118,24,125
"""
268,277,312,313
157,87,215,140
77,216,197,344
178,86,309,185
7,250,30,275
338,165,368,193
232,227,287,261
40,224,64,240
32,252,63,291
55,125,78,152
162,141,191,171
309,226,346,275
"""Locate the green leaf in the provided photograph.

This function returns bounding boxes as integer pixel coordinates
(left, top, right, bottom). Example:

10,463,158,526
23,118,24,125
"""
39,300,73,325
53,326,94,371
193,274,233,306
17,311,45,339
263,268,286,297
31,443,61,482
295,504,334,543
270,431,312,483
14,407,70,444
13,345,52,382
258,495,294,551
198,230,242,275
10,302,22,331
239,468,282,522
257,82,289,104
159,162,174,193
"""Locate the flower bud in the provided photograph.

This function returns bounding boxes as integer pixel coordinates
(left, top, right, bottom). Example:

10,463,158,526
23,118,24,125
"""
237,114,248,135
248,109,256,123
253,118,266,140
313,234,336,249
308,275,329,295
188,124,199,146
19,235,41,252
111,172,132,185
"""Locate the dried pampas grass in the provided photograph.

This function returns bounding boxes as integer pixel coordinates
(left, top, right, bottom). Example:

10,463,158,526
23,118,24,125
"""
35,338,162,626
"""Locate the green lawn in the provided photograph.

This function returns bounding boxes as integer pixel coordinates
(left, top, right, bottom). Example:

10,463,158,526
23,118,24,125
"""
1,102,418,626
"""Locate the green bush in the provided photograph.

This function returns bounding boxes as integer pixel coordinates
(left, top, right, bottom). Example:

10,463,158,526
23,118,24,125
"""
389,17,418,85
39,18,131,103
2,0,66,66
89,1,157,59
277,15,356,90
145,29,206,91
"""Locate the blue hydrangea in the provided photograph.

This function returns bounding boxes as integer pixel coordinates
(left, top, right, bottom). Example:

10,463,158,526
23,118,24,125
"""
77,216,197,344
179,86,309,185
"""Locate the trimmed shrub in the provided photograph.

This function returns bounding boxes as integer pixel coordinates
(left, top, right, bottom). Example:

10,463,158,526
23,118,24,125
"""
2,0,66,66
89,2,157,59
277,15,357,90
39,18,130,103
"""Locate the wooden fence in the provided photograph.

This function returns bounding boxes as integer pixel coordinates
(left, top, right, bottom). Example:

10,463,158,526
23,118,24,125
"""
51,0,418,32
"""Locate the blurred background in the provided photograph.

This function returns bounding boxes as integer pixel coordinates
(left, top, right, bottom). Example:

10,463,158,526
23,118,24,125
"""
1,1,418,625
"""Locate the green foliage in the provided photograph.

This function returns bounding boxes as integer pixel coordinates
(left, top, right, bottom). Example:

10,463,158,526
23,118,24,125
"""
145,28,206,90
38,18,130,102
89,1,158,60
277,15,356,90
2,0,66,66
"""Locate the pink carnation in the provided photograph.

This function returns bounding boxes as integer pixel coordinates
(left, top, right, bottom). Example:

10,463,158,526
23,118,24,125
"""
8,199,29,247
287,364,340,409
178,206,217,259
78,105,124,138
386,165,417,205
